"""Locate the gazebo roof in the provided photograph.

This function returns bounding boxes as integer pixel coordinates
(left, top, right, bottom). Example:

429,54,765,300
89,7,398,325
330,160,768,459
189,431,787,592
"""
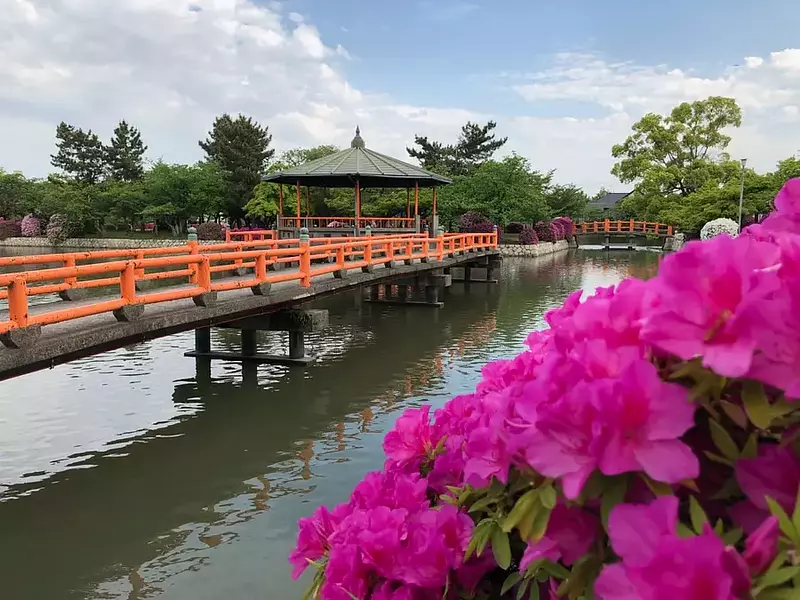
262,127,452,188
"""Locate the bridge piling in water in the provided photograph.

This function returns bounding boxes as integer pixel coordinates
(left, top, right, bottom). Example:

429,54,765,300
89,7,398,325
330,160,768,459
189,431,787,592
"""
185,309,329,367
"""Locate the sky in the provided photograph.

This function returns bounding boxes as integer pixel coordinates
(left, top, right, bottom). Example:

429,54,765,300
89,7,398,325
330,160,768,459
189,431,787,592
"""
2,0,799,193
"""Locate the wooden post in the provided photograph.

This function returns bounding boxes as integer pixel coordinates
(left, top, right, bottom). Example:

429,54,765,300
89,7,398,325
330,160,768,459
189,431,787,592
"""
306,187,310,219
406,188,410,219
278,184,284,226
432,186,437,217
414,181,419,217
7,278,29,327
355,179,362,231
295,180,301,229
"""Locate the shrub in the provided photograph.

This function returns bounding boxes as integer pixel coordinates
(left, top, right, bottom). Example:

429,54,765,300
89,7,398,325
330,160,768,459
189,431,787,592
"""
459,211,494,233
519,225,538,245
197,221,224,241
20,214,42,237
551,220,565,240
291,178,800,599
46,213,71,245
534,220,556,243
505,222,524,234
0,219,21,240
700,217,739,240
552,216,575,237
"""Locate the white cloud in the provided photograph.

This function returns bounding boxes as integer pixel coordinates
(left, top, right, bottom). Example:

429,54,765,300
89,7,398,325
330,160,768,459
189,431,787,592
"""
0,0,798,196
745,56,764,69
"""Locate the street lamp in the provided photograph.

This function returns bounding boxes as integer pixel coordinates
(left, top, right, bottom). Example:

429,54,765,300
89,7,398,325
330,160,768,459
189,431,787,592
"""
737,158,747,232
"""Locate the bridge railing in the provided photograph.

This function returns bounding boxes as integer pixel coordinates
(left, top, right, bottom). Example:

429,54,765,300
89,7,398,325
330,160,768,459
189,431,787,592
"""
278,217,416,230
225,229,276,243
0,232,497,337
576,219,673,235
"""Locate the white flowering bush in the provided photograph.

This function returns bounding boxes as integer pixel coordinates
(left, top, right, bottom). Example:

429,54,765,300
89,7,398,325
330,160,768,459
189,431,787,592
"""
700,217,739,240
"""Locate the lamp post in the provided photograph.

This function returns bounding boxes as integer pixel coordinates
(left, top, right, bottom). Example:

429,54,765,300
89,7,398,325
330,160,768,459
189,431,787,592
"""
737,158,747,232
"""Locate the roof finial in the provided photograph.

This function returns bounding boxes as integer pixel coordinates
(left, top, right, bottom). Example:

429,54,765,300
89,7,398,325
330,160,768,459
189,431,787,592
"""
350,125,365,149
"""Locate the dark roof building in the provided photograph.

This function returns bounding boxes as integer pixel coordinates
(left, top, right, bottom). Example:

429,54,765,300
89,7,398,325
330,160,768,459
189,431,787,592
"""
262,127,451,188
588,192,632,211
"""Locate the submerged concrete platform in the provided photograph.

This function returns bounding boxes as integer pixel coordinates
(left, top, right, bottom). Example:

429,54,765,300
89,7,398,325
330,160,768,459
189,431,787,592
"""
0,250,500,380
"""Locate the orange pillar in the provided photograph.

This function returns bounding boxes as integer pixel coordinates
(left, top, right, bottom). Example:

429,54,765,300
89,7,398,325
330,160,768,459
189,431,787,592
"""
406,188,410,219
295,181,301,229
355,180,361,230
278,184,284,223
414,181,419,216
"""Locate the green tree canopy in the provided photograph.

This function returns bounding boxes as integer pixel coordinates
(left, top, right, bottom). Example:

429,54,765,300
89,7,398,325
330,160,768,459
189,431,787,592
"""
438,154,551,226
611,96,742,198
50,122,105,184
105,120,147,181
0,169,36,218
199,114,274,221
545,183,590,219
407,120,508,176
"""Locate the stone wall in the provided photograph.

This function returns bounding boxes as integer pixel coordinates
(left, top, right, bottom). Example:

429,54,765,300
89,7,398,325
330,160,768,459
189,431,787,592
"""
498,240,570,257
0,237,190,249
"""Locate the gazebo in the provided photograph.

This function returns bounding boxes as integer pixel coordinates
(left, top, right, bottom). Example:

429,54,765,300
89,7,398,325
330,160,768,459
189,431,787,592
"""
262,127,451,238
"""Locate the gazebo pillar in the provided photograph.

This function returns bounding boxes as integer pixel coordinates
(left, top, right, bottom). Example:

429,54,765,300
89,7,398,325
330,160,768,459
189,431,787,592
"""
278,184,284,228
414,181,420,234
406,188,410,220
355,179,362,234
306,187,311,226
432,186,438,237
295,180,301,230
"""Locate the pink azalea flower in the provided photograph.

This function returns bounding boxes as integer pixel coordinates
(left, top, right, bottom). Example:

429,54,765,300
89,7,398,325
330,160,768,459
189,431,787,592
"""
289,503,351,579
743,516,780,575
463,422,513,487
350,470,430,512
520,504,599,570
383,406,435,467
544,289,582,329
522,381,603,499
641,234,781,377
733,445,800,531
597,360,699,483
597,498,739,600
760,178,800,233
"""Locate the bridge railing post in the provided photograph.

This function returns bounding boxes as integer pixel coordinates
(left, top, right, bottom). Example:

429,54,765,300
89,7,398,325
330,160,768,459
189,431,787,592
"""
299,227,311,287
120,262,137,303
604,218,610,232
187,227,199,284
8,277,29,328
668,225,673,236
197,257,212,291
336,244,346,270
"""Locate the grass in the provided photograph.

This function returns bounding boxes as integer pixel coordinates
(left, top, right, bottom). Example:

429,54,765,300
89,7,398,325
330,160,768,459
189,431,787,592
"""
84,230,183,240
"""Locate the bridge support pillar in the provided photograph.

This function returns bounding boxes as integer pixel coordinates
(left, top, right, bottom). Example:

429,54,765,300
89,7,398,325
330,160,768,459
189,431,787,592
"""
185,309,328,367
0,325,42,350
450,255,501,283
58,288,89,301
364,273,448,307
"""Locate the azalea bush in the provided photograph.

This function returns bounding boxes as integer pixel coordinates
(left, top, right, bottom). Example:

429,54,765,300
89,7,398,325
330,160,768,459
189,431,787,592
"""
197,221,224,241
506,222,525,234
534,221,557,243
460,212,495,234
291,179,800,600
46,213,71,244
0,218,21,240
552,216,575,238
519,226,539,246
20,214,42,237
701,217,739,240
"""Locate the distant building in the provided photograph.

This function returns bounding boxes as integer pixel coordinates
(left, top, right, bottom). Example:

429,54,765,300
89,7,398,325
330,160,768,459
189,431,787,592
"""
587,192,632,212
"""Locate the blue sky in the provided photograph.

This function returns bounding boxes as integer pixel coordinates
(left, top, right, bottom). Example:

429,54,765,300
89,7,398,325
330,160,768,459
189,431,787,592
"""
2,0,800,191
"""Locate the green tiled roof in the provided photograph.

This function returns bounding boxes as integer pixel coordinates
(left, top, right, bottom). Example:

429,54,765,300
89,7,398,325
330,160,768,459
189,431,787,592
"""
262,127,452,188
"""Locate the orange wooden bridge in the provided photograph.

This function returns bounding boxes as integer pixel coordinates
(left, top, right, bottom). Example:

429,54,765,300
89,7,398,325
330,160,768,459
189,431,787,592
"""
576,220,674,236
0,230,499,379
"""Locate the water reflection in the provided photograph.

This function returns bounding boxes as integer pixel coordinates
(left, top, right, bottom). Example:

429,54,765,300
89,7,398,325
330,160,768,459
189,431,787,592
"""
0,249,656,600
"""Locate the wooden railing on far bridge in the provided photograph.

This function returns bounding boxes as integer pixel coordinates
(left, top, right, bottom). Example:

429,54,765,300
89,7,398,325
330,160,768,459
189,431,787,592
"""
576,220,673,236
0,231,498,342
278,217,416,230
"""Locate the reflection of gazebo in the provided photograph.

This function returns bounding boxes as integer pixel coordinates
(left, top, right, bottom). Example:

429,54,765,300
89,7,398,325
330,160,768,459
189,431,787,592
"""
262,127,451,237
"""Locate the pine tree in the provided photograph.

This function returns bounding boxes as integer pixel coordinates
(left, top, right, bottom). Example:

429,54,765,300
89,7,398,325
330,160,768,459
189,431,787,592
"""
105,120,147,181
50,122,105,184
199,114,274,220
407,120,508,176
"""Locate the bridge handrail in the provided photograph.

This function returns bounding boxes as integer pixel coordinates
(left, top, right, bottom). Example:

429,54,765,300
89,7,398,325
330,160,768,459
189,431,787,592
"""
278,217,416,229
575,219,674,236
0,232,497,338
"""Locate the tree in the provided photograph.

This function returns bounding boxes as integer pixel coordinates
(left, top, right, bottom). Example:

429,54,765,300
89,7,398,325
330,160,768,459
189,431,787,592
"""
611,96,742,198
0,170,36,218
245,182,280,223
105,120,147,181
545,184,589,219
407,120,508,176
437,154,550,227
50,122,105,184
199,114,274,221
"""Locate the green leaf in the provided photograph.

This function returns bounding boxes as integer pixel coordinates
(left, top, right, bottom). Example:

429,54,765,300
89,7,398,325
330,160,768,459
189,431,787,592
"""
792,484,800,535
502,489,539,533
530,505,553,542
765,496,800,546
541,560,571,580
640,474,673,497
491,526,512,570
517,578,530,600
468,495,496,514
528,583,540,600
501,572,522,595
703,450,734,466
721,527,743,546
740,433,759,459
756,590,798,600
758,566,800,588
720,399,749,428
466,518,494,560
708,418,740,461
601,476,629,531
539,485,557,509
689,495,709,534
676,522,695,538
741,381,794,429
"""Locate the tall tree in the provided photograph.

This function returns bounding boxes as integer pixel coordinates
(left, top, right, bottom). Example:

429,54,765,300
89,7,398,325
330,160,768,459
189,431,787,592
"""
105,120,147,181
545,184,590,219
198,114,274,220
611,96,742,197
50,122,105,184
407,120,508,176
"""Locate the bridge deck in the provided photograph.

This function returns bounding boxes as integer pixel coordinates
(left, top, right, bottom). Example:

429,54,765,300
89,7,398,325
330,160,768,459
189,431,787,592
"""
0,250,498,379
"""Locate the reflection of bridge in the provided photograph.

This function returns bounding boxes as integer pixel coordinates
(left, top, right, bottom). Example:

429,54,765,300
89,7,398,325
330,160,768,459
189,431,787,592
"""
0,232,498,380
0,285,500,600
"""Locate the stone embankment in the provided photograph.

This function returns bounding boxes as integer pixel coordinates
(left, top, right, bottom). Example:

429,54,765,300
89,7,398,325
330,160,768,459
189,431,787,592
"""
498,240,570,257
